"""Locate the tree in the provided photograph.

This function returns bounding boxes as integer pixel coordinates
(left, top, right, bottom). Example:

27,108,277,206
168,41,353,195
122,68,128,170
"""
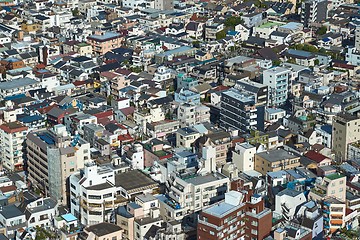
272,59,281,66
71,8,80,16
314,59,320,65
216,29,227,40
224,16,244,30
316,26,327,36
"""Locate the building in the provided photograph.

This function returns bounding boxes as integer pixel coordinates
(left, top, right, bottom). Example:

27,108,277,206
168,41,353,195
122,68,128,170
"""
197,191,272,240
83,222,123,240
159,172,229,221
301,0,328,27
220,88,257,132
69,163,158,225
255,149,301,175
0,78,40,99
176,127,201,149
26,124,90,205
177,103,210,128
332,113,360,161
309,173,346,201
0,122,28,171
274,189,307,221
322,197,346,233
232,142,256,173
262,67,290,107
87,32,123,56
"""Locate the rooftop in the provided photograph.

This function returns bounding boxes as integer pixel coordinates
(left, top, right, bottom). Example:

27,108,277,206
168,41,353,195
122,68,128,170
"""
325,173,345,180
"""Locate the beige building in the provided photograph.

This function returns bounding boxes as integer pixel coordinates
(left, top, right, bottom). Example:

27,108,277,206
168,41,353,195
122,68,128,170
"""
84,222,123,240
27,124,90,205
255,149,301,175
309,173,346,202
176,127,201,149
332,113,360,161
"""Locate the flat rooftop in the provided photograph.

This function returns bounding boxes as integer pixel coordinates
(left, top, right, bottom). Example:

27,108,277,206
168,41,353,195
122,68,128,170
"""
115,170,158,193
256,149,298,162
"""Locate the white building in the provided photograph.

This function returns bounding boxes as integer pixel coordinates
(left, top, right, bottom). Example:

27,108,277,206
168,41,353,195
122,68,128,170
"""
265,108,286,123
275,189,306,221
232,142,256,172
0,122,29,171
262,67,290,106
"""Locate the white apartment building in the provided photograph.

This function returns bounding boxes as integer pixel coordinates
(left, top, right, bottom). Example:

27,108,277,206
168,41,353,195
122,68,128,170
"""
134,107,165,134
232,142,256,172
177,103,210,128
0,122,29,171
262,67,290,107
159,172,229,221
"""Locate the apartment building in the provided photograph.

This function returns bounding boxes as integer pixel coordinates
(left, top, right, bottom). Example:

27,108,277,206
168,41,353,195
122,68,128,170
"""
235,79,268,106
177,103,210,128
0,77,40,99
84,222,123,240
0,122,28,171
332,113,360,161
309,173,346,201
220,88,258,132
176,127,201,149
232,142,256,172
197,191,272,240
262,67,290,107
159,172,229,221
27,124,90,205
87,31,123,56
301,0,328,27
134,107,165,134
255,149,301,175
69,163,158,225
322,197,346,233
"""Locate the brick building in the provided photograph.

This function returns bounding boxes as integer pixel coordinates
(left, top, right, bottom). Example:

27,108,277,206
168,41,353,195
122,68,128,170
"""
198,191,272,240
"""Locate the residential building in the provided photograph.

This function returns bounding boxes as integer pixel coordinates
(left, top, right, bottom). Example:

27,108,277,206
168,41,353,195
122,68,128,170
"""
255,149,301,175
232,142,256,173
83,222,123,240
176,127,201,149
197,191,272,240
87,32,123,56
274,189,307,221
27,124,90,205
332,113,360,161
177,103,210,128
309,173,346,201
262,67,290,107
0,122,28,171
220,88,257,132
301,0,328,27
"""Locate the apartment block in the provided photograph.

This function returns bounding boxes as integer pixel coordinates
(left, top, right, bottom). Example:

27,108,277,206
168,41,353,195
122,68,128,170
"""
262,67,290,107
332,113,360,161
26,124,90,205
220,88,257,132
87,32,123,56
301,0,328,27
159,172,229,221
255,149,301,175
0,122,28,171
309,173,346,201
197,191,272,240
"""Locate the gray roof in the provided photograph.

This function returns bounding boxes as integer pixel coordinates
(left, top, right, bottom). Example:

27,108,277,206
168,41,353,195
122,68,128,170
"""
0,78,38,90
0,205,24,219
277,188,302,197
256,149,298,162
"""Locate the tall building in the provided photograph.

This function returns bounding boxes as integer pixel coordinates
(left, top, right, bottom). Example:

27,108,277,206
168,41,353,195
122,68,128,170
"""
301,0,328,27
355,25,360,51
0,122,28,171
262,67,290,107
26,124,90,205
332,113,360,161
220,88,257,132
198,191,272,240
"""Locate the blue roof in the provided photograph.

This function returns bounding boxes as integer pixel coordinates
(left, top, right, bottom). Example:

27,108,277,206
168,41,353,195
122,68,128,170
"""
322,37,330,42
4,94,26,101
62,213,77,222
18,115,44,123
320,124,332,134
38,133,56,145
287,49,314,58
227,30,238,36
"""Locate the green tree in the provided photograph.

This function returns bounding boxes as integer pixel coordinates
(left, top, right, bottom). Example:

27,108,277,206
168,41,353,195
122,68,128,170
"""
216,29,227,40
224,16,244,30
192,40,201,48
71,8,80,16
272,59,281,66
316,26,327,35
314,59,320,65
